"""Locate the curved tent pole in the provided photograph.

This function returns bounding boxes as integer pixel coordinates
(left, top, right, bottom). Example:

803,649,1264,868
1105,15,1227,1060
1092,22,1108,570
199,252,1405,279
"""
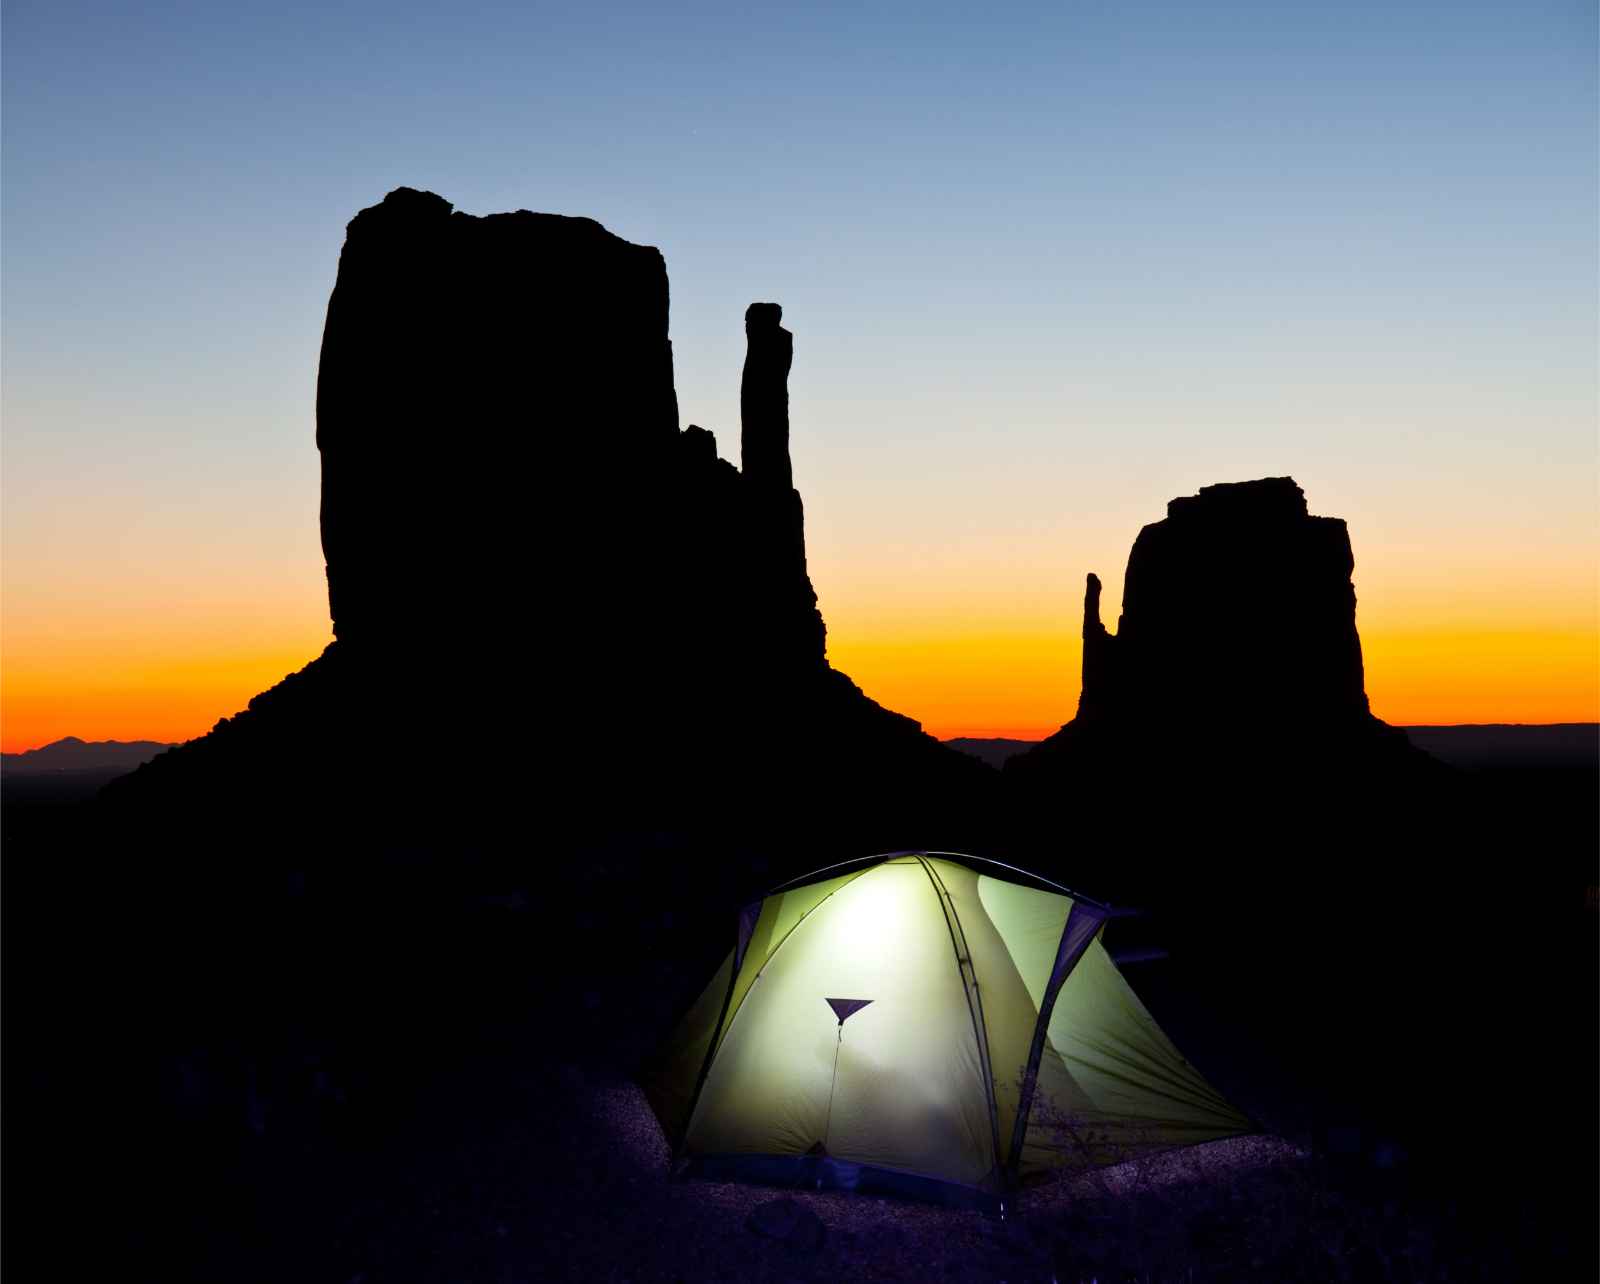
913,855,1006,1190
919,851,1114,912
672,899,761,1161
765,851,910,893
770,850,1115,914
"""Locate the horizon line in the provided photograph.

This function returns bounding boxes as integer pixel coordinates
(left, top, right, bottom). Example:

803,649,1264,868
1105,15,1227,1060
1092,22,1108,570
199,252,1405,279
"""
6,719,1599,757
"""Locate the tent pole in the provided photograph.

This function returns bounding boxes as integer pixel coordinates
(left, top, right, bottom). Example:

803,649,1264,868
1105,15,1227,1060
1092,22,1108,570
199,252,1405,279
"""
913,856,1006,1191
672,899,762,1162
674,957,740,1164
1004,898,1110,1187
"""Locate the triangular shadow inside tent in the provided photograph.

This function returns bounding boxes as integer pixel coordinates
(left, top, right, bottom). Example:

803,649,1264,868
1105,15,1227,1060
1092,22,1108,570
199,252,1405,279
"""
826,997,873,1025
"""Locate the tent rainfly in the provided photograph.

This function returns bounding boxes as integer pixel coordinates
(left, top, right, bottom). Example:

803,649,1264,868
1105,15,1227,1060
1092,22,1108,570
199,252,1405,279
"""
645,852,1251,1210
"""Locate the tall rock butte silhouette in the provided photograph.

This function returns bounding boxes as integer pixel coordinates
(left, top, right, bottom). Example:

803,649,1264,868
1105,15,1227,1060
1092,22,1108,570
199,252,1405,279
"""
1008,477,1430,809
108,188,987,847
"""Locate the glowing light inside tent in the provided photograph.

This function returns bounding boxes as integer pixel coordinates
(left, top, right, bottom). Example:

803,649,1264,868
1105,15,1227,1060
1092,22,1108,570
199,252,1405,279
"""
686,860,993,1182
660,855,1252,1204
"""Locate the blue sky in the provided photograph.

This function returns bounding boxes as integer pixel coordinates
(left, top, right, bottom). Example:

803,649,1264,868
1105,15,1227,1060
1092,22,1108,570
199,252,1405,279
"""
3,0,1596,743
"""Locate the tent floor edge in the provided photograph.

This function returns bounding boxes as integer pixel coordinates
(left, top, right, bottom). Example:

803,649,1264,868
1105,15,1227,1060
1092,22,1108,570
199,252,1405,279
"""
680,1153,1003,1214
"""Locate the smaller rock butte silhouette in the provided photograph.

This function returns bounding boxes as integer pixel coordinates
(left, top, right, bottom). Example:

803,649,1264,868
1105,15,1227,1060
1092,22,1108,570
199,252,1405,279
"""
1008,477,1429,797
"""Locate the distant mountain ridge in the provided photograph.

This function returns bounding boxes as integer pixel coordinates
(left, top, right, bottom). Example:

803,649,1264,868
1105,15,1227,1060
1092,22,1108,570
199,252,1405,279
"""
3,737,173,775
8,724,1590,783
1399,723,1598,771
942,738,1040,770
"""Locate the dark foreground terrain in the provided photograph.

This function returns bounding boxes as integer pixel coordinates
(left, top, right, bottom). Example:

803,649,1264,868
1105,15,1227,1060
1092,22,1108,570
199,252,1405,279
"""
3,753,1594,1282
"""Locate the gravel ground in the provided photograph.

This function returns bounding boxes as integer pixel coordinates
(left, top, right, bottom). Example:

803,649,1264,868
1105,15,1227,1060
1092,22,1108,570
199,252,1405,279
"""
202,935,1588,1284
286,1059,1348,1284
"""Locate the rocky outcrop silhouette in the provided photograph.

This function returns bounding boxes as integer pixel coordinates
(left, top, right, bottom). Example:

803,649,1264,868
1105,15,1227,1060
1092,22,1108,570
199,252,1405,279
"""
740,302,794,492
1009,478,1430,811
736,302,825,670
108,188,988,850
1088,478,1369,727
315,187,680,649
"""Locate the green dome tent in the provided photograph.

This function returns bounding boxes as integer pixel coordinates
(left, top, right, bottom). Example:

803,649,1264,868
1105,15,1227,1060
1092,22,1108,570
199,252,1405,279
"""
645,852,1251,1209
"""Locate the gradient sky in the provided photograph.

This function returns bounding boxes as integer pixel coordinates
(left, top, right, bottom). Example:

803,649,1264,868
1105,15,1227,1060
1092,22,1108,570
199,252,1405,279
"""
4,0,1596,751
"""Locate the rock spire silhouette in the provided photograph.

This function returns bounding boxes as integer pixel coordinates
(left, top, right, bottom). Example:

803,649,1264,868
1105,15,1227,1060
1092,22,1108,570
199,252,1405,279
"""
740,302,794,491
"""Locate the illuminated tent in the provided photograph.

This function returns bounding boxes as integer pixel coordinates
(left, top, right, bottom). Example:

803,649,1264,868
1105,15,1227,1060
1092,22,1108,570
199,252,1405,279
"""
645,852,1251,1209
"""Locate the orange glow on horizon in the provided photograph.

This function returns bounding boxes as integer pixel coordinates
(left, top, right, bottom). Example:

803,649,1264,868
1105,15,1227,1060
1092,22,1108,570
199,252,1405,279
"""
831,626,1600,744
1,572,332,753
3,624,1595,754
3,598,1595,754
1362,628,1600,728
1,641,331,754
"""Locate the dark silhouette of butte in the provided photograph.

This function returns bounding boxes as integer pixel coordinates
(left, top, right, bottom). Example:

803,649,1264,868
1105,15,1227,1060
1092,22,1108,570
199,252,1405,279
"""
1007,478,1437,860
106,191,1438,865
108,187,986,849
